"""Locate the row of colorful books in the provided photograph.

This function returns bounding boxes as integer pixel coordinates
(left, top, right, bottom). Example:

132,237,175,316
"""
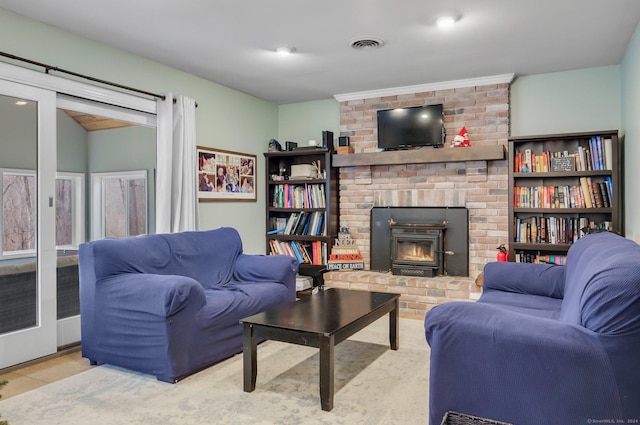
514,177,612,209
271,183,325,209
577,136,612,171
514,252,567,265
514,136,613,173
271,211,325,236
515,216,613,244
268,239,326,265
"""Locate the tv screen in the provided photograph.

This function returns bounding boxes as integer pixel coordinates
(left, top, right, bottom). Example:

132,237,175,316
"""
377,104,444,150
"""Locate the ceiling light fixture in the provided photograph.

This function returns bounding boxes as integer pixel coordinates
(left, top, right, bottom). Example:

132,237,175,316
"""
15,100,28,106
276,47,295,56
436,15,458,29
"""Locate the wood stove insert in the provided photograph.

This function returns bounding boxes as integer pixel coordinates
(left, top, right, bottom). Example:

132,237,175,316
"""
390,222,447,277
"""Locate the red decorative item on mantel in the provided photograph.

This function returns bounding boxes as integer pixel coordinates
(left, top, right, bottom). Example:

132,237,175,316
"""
451,126,470,148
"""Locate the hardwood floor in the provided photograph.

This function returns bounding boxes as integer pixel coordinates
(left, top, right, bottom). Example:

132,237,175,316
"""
0,346,93,400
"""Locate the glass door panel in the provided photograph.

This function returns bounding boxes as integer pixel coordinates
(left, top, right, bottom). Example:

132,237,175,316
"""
56,101,155,347
0,82,57,369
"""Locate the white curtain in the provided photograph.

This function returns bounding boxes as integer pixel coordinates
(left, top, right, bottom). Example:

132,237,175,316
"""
156,93,199,233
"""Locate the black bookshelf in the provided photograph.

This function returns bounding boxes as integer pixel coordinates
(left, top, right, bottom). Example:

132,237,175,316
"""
508,130,622,263
264,149,339,282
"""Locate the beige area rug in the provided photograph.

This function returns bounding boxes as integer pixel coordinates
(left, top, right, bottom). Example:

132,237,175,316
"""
0,317,429,425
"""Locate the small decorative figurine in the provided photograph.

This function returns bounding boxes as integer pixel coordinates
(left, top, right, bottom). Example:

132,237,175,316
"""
451,126,470,148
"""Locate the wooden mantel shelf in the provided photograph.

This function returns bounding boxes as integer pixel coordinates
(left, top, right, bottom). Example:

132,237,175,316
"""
331,145,506,167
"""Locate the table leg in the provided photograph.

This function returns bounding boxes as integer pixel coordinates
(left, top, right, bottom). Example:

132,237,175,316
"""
389,299,399,350
319,334,335,411
243,323,257,392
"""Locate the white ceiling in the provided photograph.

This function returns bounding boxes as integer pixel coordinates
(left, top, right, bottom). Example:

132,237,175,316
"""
1,1,639,105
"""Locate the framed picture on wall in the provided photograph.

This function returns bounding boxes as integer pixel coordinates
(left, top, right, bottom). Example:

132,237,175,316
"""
197,146,256,201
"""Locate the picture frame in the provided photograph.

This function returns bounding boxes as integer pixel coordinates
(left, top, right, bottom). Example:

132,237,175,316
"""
197,146,256,201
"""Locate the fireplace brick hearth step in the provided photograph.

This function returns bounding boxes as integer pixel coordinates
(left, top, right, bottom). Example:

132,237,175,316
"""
324,270,481,317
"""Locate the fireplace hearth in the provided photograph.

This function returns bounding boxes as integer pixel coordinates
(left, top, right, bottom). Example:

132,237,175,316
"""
390,222,446,277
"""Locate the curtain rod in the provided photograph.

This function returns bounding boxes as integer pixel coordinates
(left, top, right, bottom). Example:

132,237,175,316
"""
0,50,167,101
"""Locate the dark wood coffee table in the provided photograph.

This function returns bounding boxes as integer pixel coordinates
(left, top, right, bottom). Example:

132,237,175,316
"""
241,288,400,411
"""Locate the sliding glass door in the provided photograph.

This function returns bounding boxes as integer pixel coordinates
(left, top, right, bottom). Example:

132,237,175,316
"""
0,61,158,369
0,81,57,368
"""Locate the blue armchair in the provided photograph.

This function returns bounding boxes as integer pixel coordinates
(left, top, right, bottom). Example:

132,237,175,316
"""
79,227,297,383
425,232,640,425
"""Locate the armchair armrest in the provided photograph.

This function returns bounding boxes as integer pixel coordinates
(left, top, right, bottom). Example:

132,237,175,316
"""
96,273,206,318
482,261,565,298
425,302,623,425
233,254,298,290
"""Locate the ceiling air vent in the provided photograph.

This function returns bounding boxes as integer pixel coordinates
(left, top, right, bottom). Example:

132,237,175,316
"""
349,37,385,50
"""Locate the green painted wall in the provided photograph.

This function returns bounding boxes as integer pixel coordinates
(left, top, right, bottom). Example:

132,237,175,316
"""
510,66,621,137
57,110,88,173
0,7,278,253
278,99,340,149
622,22,640,242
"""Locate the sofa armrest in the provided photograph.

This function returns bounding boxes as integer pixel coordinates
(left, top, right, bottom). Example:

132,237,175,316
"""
233,254,298,290
482,261,565,298
424,302,623,425
96,273,206,318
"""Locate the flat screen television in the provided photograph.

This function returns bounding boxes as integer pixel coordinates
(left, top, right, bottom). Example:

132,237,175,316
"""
377,104,444,150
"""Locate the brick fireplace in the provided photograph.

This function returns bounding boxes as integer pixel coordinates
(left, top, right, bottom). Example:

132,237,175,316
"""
324,78,511,317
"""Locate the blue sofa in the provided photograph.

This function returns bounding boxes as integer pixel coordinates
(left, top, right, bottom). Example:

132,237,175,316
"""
425,231,640,425
79,227,297,383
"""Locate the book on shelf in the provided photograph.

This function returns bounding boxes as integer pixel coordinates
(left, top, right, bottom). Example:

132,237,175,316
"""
514,180,610,210
515,251,566,265
278,211,326,236
604,138,613,170
514,216,612,245
272,183,327,209
579,177,593,208
591,182,604,208
523,149,532,172
604,176,613,201
290,241,305,264
268,240,327,265
292,211,308,234
514,135,614,173
283,213,297,235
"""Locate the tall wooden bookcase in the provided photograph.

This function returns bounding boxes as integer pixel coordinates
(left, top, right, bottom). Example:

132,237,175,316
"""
508,130,622,263
264,148,339,281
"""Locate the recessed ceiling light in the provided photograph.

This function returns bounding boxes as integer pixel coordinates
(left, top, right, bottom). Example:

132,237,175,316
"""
436,15,457,29
276,47,295,56
15,100,28,106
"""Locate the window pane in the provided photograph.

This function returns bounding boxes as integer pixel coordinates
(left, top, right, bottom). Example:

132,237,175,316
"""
55,179,73,246
128,178,146,236
104,178,126,238
2,174,36,252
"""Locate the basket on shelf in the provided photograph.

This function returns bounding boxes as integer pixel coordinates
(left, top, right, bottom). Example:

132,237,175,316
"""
440,411,513,425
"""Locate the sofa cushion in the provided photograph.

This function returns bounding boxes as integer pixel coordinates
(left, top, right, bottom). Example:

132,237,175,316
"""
561,232,640,334
92,227,242,289
479,290,562,319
